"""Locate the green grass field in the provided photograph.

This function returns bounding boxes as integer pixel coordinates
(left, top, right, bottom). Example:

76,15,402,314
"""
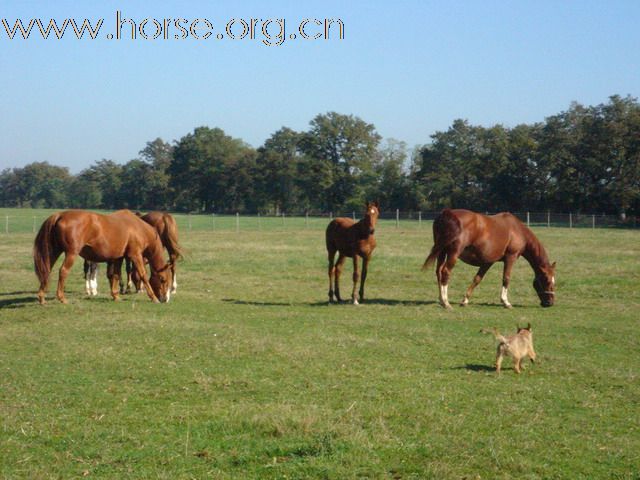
1,209,639,479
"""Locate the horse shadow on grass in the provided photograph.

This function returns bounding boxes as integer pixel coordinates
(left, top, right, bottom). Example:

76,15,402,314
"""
0,296,37,310
222,298,438,307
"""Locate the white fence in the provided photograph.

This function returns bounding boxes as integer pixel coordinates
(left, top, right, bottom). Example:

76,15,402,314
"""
1,210,638,235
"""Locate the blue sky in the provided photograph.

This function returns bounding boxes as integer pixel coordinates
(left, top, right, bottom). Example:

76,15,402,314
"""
1,0,639,172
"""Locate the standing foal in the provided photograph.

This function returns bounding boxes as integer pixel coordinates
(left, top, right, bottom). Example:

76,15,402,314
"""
326,202,379,304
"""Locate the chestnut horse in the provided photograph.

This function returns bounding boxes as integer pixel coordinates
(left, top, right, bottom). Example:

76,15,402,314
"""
422,209,556,309
124,211,182,293
83,211,183,296
34,210,172,304
326,202,379,304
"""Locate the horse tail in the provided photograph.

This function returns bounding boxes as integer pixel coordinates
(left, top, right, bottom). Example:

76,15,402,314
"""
33,212,61,289
162,213,183,261
422,209,462,270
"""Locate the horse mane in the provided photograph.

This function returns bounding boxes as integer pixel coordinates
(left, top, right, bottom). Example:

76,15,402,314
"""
522,225,551,270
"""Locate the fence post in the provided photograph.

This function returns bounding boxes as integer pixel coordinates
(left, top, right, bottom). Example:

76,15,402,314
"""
188,213,192,231
419,211,422,228
527,211,530,227
569,212,573,228
5,215,8,234
236,212,240,232
330,212,333,220
258,212,261,230
396,209,399,228
305,212,308,228
212,213,215,231
547,210,550,228
282,212,285,227
352,211,356,221
592,214,595,229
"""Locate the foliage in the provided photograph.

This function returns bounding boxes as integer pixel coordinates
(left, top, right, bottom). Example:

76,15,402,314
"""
1,97,639,216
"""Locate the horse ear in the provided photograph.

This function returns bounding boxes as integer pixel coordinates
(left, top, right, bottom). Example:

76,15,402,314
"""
373,200,379,208
551,261,556,270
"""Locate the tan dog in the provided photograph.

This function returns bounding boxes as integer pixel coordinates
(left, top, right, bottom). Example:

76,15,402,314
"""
481,323,537,374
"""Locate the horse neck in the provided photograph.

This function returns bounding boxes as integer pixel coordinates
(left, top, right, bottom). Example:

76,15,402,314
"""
522,229,549,274
146,238,166,271
354,216,372,238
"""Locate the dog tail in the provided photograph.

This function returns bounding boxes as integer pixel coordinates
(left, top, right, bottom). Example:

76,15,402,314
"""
422,209,462,271
480,327,509,344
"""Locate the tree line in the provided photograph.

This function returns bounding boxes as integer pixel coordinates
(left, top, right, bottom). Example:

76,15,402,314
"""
1,95,639,217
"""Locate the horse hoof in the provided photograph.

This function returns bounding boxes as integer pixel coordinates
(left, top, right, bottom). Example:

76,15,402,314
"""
503,304,513,309
460,301,468,307
58,298,68,305
352,299,360,305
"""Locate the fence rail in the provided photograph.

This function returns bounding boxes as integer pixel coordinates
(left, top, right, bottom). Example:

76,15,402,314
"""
0,210,638,235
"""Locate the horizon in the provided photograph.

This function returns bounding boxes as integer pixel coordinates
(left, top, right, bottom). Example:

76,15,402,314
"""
1,0,639,173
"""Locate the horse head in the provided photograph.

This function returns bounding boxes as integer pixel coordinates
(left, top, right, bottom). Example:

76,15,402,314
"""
364,201,380,235
533,262,556,307
150,261,173,303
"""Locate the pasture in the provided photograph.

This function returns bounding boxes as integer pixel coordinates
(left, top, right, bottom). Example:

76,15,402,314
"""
1,210,639,479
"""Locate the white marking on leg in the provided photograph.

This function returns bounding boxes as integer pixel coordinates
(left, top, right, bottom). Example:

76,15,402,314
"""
501,286,512,308
90,270,98,296
461,296,469,306
352,298,359,305
171,273,177,294
85,278,91,296
440,284,452,309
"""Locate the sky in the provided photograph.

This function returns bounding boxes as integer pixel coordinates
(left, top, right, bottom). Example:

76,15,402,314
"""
1,0,639,173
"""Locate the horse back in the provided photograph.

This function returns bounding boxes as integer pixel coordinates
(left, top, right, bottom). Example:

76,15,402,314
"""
326,217,374,257
452,210,528,263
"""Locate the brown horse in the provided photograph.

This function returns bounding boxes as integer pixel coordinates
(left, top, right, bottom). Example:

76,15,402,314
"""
83,211,183,296
326,202,379,304
423,209,556,309
34,210,172,304
124,211,183,294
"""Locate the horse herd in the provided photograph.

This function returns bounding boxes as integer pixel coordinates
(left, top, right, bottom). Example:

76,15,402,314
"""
32,205,556,308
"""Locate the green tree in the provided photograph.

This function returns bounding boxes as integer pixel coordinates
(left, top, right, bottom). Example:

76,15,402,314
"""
300,112,381,212
169,127,256,212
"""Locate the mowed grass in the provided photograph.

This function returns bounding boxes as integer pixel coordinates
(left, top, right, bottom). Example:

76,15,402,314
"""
0,215,639,479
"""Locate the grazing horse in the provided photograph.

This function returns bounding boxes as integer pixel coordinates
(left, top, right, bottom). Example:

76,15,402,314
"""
124,211,182,294
34,210,172,304
422,209,556,309
326,202,379,304
83,211,183,296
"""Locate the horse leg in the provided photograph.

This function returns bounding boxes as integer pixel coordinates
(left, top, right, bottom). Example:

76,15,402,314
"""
131,254,159,303
351,256,360,305
327,248,337,303
170,255,177,294
461,263,492,306
438,250,459,310
435,251,447,308
334,254,346,302
56,252,78,304
500,255,517,308
125,258,133,293
84,260,91,296
359,256,370,302
108,259,123,301
38,248,62,305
